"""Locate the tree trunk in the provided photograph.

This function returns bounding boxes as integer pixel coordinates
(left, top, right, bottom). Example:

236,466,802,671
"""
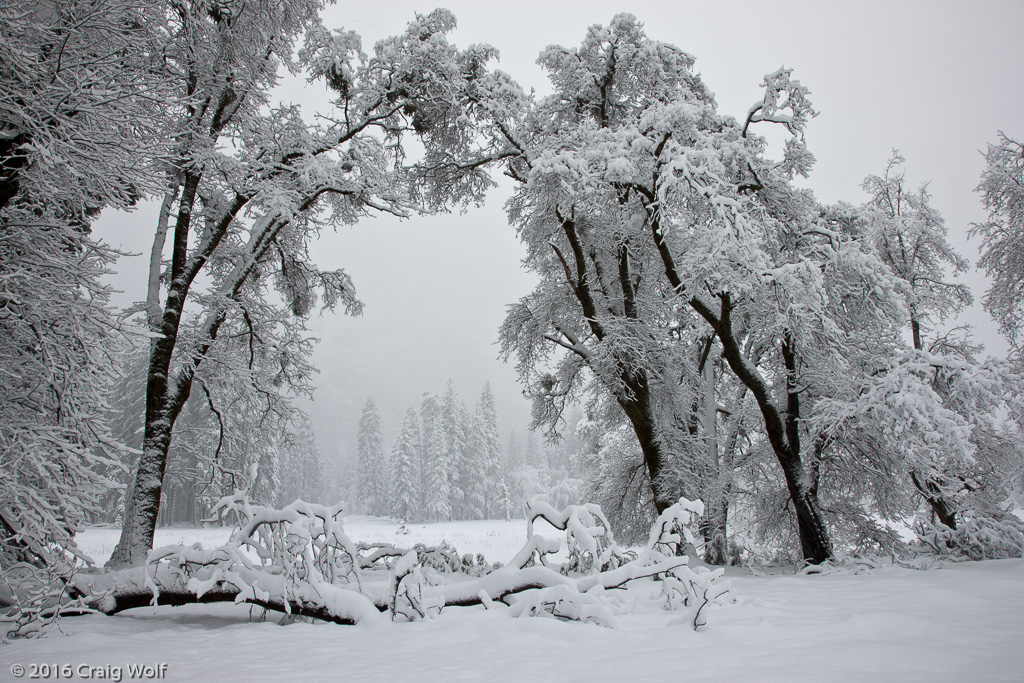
780,459,833,564
644,204,834,564
702,498,730,565
908,320,960,531
690,294,834,564
106,407,179,567
700,357,730,564
555,213,672,515
107,287,197,567
616,371,672,514
911,471,958,530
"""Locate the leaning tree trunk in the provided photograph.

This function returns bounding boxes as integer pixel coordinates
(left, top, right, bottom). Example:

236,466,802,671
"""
644,200,835,564
907,319,959,531
778,457,833,564
107,330,191,568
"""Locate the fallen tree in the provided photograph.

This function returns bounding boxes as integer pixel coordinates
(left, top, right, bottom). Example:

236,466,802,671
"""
64,495,733,631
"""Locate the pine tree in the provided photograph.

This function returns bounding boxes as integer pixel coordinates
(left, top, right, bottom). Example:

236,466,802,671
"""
475,383,504,518
461,411,487,520
525,431,542,469
356,396,387,515
420,393,451,521
507,432,523,473
441,380,471,519
390,407,422,522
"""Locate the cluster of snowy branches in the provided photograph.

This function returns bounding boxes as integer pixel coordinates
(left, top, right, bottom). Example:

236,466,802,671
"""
62,494,732,632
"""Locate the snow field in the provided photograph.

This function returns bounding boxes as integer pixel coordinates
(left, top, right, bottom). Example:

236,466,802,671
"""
5,520,1020,682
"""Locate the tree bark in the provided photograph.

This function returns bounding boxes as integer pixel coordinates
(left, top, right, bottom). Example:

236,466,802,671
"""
615,371,672,514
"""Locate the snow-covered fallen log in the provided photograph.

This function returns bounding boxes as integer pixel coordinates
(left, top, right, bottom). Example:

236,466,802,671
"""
68,496,384,625
440,555,691,606
69,564,383,626
67,495,733,630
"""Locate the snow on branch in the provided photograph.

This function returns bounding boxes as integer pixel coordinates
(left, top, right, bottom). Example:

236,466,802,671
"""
743,67,817,139
71,496,382,626
523,497,628,573
219,494,364,593
444,496,734,629
388,550,443,622
69,495,733,631
913,512,1024,561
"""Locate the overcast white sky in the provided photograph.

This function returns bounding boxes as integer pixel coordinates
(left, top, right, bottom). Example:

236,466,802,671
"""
97,0,1024,461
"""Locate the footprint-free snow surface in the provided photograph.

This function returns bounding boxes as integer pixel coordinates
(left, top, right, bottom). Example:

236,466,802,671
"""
4,519,1021,682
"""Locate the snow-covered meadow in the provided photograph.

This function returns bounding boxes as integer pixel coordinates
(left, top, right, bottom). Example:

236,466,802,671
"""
3,519,1022,682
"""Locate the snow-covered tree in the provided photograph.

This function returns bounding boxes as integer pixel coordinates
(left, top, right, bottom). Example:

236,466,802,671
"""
972,132,1024,357
518,431,550,501
356,397,387,515
420,393,451,521
858,154,977,531
0,0,173,627
498,432,524,518
801,154,1024,556
277,414,328,507
440,380,473,519
506,432,523,477
0,221,125,570
863,151,972,351
390,407,423,521
491,15,850,562
474,383,504,518
110,6,519,566
524,432,543,471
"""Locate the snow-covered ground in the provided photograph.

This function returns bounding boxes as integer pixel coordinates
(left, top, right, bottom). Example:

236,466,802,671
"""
3,519,1022,682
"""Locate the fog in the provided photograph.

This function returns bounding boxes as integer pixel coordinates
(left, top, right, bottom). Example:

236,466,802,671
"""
96,0,1024,464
